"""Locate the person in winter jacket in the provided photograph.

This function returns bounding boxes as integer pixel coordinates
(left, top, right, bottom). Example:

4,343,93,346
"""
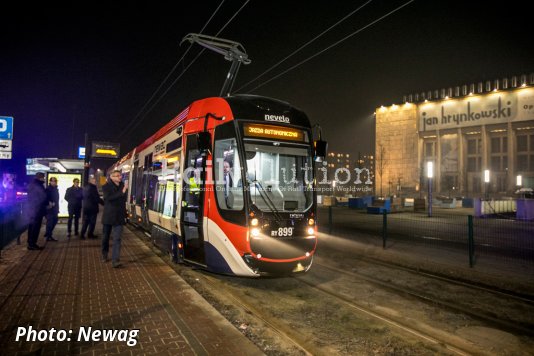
101,170,127,268
80,176,104,239
44,176,59,241
65,178,83,236
25,172,47,250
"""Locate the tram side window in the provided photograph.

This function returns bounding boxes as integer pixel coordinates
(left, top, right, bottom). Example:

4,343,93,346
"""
145,174,159,210
161,180,178,217
158,158,180,217
148,164,180,218
134,166,144,205
214,123,244,212
153,181,166,212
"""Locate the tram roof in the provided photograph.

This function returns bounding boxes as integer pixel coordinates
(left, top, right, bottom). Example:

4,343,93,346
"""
130,95,311,156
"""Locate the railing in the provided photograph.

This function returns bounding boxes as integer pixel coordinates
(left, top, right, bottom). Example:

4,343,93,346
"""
319,205,534,267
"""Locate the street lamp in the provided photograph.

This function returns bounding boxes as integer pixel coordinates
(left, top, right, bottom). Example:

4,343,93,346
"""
427,161,433,217
516,174,522,187
484,169,490,200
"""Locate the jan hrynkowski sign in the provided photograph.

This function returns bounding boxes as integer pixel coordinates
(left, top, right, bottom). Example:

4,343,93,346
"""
418,88,534,132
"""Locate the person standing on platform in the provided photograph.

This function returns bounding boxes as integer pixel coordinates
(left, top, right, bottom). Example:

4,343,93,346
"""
101,170,127,268
44,176,59,241
65,178,83,237
25,172,47,250
81,176,103,239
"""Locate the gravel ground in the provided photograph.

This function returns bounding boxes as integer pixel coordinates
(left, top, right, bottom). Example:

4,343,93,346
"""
170,229,534,355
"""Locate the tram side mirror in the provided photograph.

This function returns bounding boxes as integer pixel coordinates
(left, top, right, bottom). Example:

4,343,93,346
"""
197,132,212,153
314,140,328,162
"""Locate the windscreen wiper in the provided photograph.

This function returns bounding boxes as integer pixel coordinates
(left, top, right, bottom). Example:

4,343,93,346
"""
250,180,283,223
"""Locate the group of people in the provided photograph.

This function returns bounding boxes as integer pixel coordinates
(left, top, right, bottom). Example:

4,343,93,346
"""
25,170,127,268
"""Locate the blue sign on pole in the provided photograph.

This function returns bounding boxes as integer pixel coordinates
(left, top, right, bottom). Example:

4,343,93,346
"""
0,116,14,140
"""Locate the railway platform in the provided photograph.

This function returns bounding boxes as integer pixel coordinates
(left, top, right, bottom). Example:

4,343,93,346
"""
0,220,262,355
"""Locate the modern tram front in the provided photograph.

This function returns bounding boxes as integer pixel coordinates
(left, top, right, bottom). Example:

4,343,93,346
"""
202,95,324,276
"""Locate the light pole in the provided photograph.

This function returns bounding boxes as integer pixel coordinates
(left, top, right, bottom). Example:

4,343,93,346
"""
484,169,490,200
427,161,433,217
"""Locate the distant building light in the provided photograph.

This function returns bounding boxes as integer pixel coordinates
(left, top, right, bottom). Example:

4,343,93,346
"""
484,169,490,183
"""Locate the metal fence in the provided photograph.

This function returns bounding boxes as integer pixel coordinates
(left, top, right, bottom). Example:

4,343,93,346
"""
318,206,534,267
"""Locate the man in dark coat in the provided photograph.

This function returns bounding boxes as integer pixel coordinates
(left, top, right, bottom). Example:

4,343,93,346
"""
44,176,59,241
81,176,103,239
101,170,127,268
65,178,83,236
25,172,47,250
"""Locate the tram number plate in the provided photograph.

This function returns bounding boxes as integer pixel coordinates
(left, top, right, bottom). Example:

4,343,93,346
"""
271,227,293,237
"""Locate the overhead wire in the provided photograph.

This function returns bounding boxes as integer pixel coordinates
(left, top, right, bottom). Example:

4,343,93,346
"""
117,0,226,140
118,0,250,141
235,0,373,93
245,0,416,93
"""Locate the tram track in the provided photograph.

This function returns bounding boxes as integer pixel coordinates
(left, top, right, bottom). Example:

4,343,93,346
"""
190,270,317,356
132,226,534,354
292,274,473,356
189,264,480,355
351,254,534,305
314,260,534,337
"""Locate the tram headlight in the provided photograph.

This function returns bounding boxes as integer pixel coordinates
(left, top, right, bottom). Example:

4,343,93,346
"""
308,218,315,226
251,218,259,226
251,228,261,237
306,227,315,235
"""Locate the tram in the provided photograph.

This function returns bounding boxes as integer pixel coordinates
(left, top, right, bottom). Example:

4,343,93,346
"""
111,94,326,276
109,34,327,276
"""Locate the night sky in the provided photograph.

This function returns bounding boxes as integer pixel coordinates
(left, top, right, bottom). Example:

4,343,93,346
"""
1,1,532,179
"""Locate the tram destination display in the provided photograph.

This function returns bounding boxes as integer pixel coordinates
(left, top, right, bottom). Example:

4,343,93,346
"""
243,123,304,142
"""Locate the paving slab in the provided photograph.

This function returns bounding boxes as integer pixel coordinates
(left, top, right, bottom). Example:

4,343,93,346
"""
0,220,263,355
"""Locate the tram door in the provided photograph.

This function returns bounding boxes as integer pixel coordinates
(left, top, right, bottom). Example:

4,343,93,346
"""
180,134,206,265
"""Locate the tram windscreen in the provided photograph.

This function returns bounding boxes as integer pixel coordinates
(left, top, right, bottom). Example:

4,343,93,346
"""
244,142,313,212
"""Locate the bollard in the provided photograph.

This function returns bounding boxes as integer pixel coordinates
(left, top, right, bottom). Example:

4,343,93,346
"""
468,215,474,267
382,211,388,249
328,205,332,234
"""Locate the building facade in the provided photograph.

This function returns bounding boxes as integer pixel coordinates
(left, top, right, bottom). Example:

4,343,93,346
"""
375,75,534,198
